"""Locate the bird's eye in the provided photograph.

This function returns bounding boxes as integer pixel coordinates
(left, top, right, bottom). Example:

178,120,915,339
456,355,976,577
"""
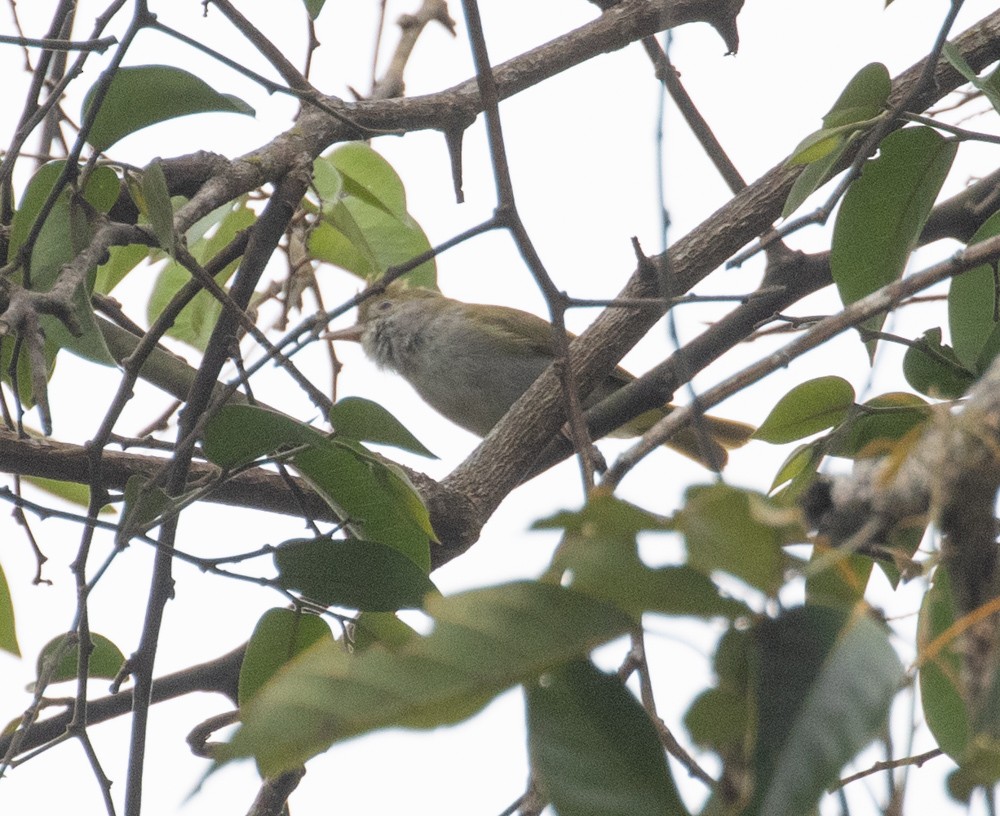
377,300,393,312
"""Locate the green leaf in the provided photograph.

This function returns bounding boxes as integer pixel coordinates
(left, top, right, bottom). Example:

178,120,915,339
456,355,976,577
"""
83,65,254,152
948,737,1000,802
203,405,433,570
804,540,874,607
274,537,437,611
302,0,327,19
827,392,930,458
218,582,633,775
749,606,903,816
754,376,856,444
93,243,151,294
902,328,976,399
6,162,121,367
948,209,1000,371
146,199,256,350
677,484,798,596
34,633,125,684
821,63,891,129
831,127,957,355
140,160,175,255
783,134,855,219
23,476,114,513
537,495,749,619
685,687,749,753
238,608,333,708
526,660,690,816
769,441,823,497
308,145,435,287
329,396,437,458
0,564,19,657
351,611,418,652
942,43,1000,114
918,567,970,760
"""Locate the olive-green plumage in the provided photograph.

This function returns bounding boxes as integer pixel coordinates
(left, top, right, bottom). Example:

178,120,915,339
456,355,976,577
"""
327,284,753,467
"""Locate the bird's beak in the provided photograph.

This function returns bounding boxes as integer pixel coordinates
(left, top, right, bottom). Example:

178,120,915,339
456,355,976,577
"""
323,323,364,343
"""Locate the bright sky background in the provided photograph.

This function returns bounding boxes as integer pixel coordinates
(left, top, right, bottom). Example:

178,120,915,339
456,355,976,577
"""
1,1,998,814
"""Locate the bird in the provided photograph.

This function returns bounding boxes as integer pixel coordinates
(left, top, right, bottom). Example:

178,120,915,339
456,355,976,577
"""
325,283,754,468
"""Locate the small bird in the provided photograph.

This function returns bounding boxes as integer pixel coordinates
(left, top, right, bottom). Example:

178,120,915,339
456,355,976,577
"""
325,284,753,467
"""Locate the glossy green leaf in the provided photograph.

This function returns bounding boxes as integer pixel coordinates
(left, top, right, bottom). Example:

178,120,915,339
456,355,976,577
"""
0,564,19,657
902,328,975,399
274,537,437,611
203,405,433,569
35,633,125,684
537,495,748,619
146,199,256,350
83,65,254,152
329,143,409,220
754,376,856,444
678,484,798,596
239,608,333,708
827,392,930,458
749,606,903,816
831,127,957,353
918,567,970,760
219,582,633,775
140,160,175,255
329,396,437,458
948,209,1000,371
526,660,690,816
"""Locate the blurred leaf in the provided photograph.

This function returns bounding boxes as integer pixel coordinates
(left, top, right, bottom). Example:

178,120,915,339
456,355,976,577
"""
769,440,823,498
329,396,437,458
274,537,437,611
754,376,856,444
219,582,633,775
538,494,749,619
203,405,433,570
685,687,749,753
902,328,975,399
948,737,1000,802
351,611,418,652
943,43,1000,113
83,65,254,152
831,127,957,355
526,660,690,816
948,209,1000,371
749,605,903,816
34,633,125,684
805,540,874,607
302,0,327,19
0,564,19,657
827,392,930,458
22,476,115,513
239,608,332,708
677,484,799,596
140,160,175,255
918,567,970,760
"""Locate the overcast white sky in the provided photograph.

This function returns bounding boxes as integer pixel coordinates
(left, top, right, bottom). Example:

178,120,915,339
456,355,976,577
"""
1,1,998,814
